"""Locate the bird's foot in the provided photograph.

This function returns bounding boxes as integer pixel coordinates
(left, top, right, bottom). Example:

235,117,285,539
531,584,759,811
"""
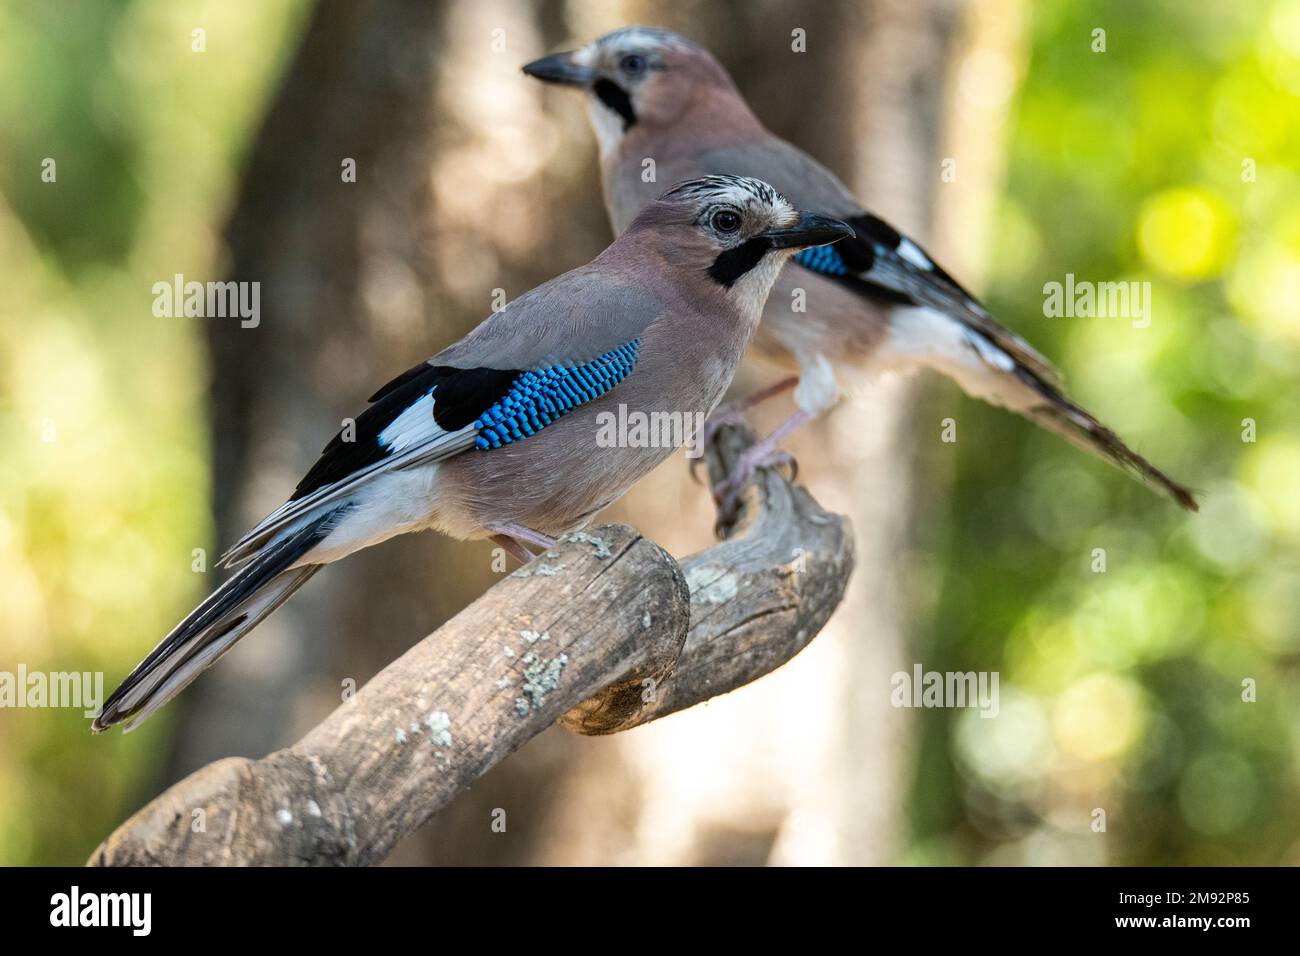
690,376,799,484
705,405,815,532
711,442,799,530
488,523,558,564
490,534,535,564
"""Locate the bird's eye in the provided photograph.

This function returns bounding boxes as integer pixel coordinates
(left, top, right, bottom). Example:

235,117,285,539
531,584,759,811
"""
711,210,742,233
620,54,647,75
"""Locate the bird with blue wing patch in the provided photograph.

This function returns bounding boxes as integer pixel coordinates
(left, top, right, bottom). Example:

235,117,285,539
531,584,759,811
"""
93,176,852,733
526,28,1198,514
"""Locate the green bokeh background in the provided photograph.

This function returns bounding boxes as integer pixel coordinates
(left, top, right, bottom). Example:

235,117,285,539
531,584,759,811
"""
907,0,1300,864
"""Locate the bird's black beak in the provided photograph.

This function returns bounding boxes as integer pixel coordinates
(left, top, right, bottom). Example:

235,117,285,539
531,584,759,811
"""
522,51,596,88
762,213,855,249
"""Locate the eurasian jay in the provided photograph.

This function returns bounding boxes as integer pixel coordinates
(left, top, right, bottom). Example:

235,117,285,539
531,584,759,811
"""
94,175,852,731
524,27,1197,513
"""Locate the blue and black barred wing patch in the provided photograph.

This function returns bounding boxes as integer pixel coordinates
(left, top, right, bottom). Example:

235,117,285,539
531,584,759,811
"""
794,214,968,297
794,243,850,277
793,230,912,306
794,214,1060,387
292,340,641,500
475,340,641,449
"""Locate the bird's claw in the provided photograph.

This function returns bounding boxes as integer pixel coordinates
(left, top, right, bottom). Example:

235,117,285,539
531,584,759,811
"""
710,445,798,530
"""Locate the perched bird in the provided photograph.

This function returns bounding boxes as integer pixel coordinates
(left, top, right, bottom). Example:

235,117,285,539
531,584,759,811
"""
524,27,1197,512
94,176,851,732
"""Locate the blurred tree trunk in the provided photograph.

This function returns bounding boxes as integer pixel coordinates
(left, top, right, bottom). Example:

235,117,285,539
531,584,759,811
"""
815,0,964,867
380,0,649,866
797,0,1024,863
168,0,461,777
630,0,967,867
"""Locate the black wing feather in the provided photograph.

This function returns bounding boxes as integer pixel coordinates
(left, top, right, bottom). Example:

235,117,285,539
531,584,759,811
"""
291,362,521,501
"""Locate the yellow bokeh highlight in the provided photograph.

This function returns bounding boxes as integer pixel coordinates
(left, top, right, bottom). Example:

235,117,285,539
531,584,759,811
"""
1137,186,1236,279
1271,0,1300,58
1239,436,1300,534
1226,241,1300,340
1053,673,1146,762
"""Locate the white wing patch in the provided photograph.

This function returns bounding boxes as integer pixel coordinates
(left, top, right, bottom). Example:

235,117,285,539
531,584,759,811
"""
896,237,933,271
869,307,1032,410
963,327,1017,372
379,390,443,453
219,385,476,568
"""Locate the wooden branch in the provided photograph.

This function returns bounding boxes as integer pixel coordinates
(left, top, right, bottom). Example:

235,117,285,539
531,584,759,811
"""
90,426,853,866
558,425,855,734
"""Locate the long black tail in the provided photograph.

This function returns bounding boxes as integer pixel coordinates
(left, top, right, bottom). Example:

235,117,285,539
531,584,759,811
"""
94,510,341,732
919,310,1200,512
1015,369,1199,512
